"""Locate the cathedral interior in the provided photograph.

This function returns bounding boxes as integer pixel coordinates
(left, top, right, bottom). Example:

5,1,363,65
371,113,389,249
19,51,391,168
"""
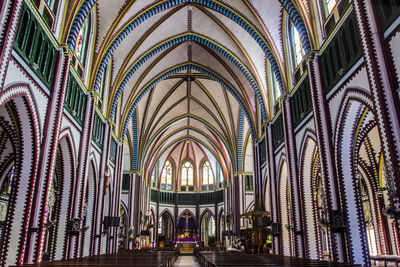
0,0,400,266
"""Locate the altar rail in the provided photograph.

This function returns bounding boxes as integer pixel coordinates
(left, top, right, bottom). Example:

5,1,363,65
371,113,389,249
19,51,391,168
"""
197,251,361,267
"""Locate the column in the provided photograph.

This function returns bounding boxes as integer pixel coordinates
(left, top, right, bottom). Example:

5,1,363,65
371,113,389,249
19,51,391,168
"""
281,97,304,258
25,49,70,263
127,172,137,249
307,54,346,262
253,142,263,211
111,141,123,253
93,123,111,255
352,0,400,241
233,174,240,234
264,124,279,254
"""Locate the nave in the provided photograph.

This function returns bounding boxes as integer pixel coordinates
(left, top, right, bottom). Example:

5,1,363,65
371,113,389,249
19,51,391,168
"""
1,0,400,266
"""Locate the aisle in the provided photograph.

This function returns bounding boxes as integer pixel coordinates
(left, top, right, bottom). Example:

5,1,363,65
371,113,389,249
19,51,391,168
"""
174,255,201,267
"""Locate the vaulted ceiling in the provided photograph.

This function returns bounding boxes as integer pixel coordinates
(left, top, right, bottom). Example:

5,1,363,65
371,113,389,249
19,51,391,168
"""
64,0,314,179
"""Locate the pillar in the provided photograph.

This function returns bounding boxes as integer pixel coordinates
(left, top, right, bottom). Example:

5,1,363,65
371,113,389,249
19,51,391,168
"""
25,49,70,263
281,97,304,258
264,124,279,254
307,54,346,262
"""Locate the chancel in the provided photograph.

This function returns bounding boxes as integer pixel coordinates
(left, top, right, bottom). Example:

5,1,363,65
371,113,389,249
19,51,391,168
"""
0,0,399,266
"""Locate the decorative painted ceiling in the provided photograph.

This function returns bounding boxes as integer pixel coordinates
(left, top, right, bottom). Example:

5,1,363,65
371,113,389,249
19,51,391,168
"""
64,0,314,178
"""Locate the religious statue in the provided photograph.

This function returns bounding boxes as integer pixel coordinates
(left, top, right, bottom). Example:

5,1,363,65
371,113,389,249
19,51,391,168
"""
140,210,144,226
227,210,233,226
104,165,110,194
144,210,151,229
128,224,135,239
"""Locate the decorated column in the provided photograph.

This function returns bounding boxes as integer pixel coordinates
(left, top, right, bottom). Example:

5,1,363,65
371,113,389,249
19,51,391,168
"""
264,124,279,254
352,0,400,238
25,49,70,263
281,97,304,258
307,54,346,262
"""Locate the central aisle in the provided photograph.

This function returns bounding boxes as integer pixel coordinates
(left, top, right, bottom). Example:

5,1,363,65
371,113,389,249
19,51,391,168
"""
174,255,201,267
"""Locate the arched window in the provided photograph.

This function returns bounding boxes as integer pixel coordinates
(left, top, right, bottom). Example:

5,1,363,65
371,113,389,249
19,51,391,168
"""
181,161,194,186
321,0,337,17
1,166,15,195
272,73,281,103
202,161,214,185
161,160,173,186
290,22,305,68
75,17,90,63
219,168,224,183
151,167,157,187
208,216,215,236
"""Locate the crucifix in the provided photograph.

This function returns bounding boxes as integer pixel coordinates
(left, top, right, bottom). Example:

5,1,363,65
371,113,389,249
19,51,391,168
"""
181,211,194,232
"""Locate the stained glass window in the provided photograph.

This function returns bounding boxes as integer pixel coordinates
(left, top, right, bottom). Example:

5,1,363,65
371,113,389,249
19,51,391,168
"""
272,73,281,103
291,23,305,67
161,160,172,185
75,18,88,62
151,168,156,185
202,161,214,185
324,0,337,16
181,161,194,186
7,165,15,195
208,216,215,236
158,217,162,234
219,167,224,183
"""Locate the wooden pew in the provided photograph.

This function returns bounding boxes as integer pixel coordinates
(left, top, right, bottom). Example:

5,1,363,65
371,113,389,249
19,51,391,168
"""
14,250,178,267
197,251,361,267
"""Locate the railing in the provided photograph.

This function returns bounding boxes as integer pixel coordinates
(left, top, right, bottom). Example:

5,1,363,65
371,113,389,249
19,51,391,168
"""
92,111,105,148
14,3,57,89
291,76,312,128
64,72,87,125
272,113,284,150
375,0,400,31
150,189,224,205
320,11,362,94
110,138,117,163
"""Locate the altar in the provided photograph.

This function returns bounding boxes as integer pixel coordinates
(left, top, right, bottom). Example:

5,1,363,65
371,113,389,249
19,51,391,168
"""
173,233,200,254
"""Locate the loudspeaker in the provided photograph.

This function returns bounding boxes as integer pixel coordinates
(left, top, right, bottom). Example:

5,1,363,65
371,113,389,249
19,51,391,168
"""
263,216,271,227
103,216,112,227
70,218,81,232
331,210,345,228
113,217,120,227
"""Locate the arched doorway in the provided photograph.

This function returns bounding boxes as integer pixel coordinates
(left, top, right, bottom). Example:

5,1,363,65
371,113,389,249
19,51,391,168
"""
201,211,215,247
158,210,174,246
0,87,40,266
335,91,397,264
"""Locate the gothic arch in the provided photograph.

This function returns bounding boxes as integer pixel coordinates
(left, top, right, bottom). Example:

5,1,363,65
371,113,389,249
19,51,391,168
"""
278,159,293,256
83,158,98,257
50,131,76,261
298,131,320,260
159,208,175,227
0,83,40,266
334,88,377,265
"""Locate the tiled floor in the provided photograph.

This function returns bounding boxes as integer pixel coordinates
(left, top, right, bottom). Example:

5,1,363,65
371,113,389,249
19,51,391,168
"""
174,255,201,267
